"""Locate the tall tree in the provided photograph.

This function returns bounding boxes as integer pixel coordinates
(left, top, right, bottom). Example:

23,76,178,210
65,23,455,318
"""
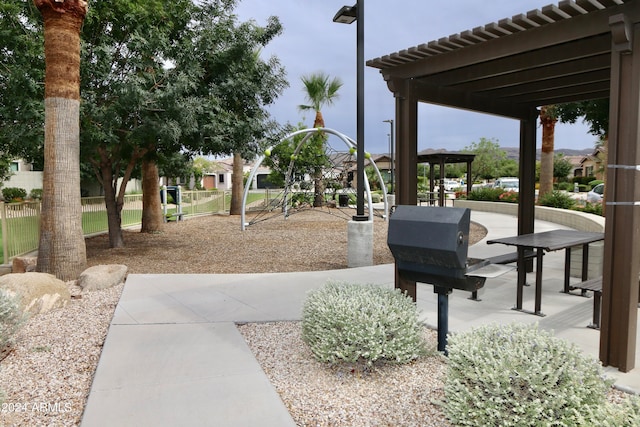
0,1,44,167
298,73,343,207
5,0,287,247
173,10,287,215
80,0,195,246
539,105,558,198
555,100,609,138
33,0,87,280
462,137,512,182
555,99,609,213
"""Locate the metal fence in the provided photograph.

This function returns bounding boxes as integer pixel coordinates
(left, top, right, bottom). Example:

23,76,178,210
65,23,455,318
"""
0,189,233,265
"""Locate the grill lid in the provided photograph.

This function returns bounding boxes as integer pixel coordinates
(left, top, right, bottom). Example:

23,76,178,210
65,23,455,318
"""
387,205,470,270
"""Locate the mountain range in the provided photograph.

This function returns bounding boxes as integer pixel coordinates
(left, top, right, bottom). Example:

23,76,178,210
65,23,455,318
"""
501,147,593,160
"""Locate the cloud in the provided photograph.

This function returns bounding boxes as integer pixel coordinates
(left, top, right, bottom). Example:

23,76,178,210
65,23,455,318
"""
235,0,598,154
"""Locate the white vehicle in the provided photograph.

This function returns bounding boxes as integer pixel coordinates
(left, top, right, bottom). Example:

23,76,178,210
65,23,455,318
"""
587,183,604,203
439,180,460,192
495,177,519,192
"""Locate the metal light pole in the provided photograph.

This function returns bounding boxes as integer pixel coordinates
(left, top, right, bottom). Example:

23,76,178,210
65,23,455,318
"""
383,119,394,194
333,1,366,221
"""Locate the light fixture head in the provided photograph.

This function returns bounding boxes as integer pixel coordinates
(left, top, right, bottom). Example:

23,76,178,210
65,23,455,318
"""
333,5,357,24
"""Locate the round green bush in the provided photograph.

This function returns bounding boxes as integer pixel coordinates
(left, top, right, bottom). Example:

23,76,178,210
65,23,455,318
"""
29,188,43,200
301,281,427,366
1,187,27,202
468,187,504,202
0,290,26,353
444,323,613,426
538,190,576,209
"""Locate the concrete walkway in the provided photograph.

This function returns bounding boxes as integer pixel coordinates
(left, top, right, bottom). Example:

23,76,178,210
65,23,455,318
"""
81,211,640,426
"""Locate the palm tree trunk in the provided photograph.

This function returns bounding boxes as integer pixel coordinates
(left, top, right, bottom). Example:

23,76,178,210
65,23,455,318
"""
141,158,164,233
34,0,87,281
312,112,326,207
539,106,557,198
229,152,244,215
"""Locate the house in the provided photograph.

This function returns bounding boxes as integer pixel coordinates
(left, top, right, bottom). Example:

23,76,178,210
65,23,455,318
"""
3,159,43,195
201,159,233,191
201,157,273,191
575,147,606,181
563,155,584,179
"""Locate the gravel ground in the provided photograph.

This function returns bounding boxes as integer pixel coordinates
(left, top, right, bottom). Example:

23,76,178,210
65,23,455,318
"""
1,209,486,426
237,322,453,426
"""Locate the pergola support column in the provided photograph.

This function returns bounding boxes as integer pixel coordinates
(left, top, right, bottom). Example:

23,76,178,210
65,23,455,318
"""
599,15,640,373
518,109,538,273
518,109,538,238
390,78,418,301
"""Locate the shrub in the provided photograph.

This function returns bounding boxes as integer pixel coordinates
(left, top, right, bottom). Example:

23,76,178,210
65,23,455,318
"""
467,187,504,202
1,187,27,202
29,188,43,200
0,290,26,355
574,202,603,216
557,181,573,191
588,179,604,188
371,193,381,203
290,192,312,205
444,323,613,426
571,395,640,426
538,190,576,209
301,281,427,366
454,190,467,200
498,190,518,203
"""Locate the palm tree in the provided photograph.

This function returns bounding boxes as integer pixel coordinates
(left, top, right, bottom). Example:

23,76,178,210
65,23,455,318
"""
539,105,558,198
33,0,87,281
298,72,343,207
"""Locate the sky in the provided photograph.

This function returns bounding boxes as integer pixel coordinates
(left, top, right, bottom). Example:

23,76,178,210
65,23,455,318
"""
233,0,601,155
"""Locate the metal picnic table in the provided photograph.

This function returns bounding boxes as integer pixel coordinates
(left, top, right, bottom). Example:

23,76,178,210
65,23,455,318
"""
487,229,604,316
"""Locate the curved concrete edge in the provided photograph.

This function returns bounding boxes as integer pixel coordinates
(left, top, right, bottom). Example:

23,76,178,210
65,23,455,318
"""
454,199,605,233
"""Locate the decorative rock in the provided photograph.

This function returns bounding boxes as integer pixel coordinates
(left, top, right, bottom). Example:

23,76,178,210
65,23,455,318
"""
12,256,37,273
78,265,128,292
0,272,70,315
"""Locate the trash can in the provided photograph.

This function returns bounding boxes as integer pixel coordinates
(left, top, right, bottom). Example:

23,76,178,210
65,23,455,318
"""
338,194,349,207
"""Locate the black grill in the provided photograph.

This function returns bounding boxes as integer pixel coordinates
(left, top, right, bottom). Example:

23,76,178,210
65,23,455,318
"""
387,205,489,292
387,205,511,353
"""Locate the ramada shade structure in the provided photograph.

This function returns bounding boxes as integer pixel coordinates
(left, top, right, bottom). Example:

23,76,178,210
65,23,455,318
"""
368,0,640,372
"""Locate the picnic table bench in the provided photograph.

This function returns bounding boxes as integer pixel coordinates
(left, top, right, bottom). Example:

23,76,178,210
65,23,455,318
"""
469,250,537,301
571,277,603,329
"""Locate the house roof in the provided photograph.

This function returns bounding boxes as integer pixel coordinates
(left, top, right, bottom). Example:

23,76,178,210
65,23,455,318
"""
367,0,636,119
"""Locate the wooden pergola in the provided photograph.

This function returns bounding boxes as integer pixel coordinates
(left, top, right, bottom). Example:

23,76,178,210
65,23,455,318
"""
417,151,475,206
368,0,640,372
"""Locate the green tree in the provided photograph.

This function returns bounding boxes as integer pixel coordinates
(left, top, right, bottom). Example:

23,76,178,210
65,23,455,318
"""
298,72,343,207
553,153,574,181
0,1,44,167
555,99,609,213
172,7,287,216
79,0,286,244
33,0,87,281
3,0,287,247
462,138,511,182
80,0,196,245
555,100,609,138
263,124,331,190
498,158,519,178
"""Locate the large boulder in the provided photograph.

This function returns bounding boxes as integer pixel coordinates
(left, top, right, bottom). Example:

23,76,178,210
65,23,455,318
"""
78,264,128,292
0,272,70,315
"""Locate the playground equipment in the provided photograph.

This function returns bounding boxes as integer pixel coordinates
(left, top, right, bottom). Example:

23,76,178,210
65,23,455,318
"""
241,127,388,230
